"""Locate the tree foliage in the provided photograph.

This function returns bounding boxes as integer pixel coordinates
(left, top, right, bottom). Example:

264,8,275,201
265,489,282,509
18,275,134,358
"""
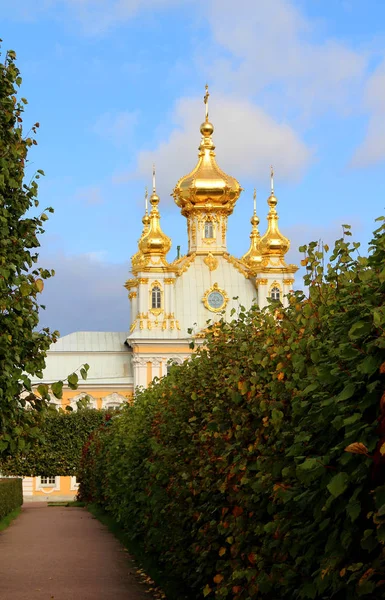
0,478,22,520
79,219,385,599
0,407,110,477
0,45,87,457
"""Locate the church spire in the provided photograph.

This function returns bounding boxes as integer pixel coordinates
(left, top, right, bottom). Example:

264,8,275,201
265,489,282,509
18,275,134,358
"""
172,86,242,219
242,188,262,272
139,165,171,259
259,168,290,259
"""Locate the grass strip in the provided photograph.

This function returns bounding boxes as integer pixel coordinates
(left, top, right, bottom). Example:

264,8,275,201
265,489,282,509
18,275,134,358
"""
47,501,86,507
87,503,190,600
0,507,21,533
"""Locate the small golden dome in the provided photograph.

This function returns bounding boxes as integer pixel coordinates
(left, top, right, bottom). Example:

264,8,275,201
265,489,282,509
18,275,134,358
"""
242,190,262,272
142,212,150,229
138,191,171,257
259,191,290,258
173,88,242,216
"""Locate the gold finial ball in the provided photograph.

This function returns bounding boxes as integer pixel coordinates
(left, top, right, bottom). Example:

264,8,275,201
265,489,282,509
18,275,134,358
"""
251,214,259,227
150,192,160,206
142,213,150,226
268,193,277,208
200,120,214,137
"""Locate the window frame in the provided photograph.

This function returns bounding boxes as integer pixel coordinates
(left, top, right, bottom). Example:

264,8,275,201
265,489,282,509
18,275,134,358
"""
36,476,60,491
204,220,214,239
270,286,281,301
151,285,162,309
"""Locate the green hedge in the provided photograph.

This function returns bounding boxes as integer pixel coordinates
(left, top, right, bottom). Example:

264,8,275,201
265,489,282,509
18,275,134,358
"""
0,409,108,477
0,478,23,520
78,219,385,599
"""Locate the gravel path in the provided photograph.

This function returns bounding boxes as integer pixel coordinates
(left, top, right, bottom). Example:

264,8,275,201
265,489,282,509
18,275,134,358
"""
0,503,150,600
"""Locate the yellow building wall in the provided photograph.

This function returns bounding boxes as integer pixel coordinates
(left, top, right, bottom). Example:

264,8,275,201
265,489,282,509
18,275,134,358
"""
32,476,75,498
60,388,134,410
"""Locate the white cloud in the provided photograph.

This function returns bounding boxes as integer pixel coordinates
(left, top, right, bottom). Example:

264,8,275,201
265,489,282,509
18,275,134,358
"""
204,0,367,118
350,58,385,167
74,185,104,205
38,251,130,335
134,94,312,201
91,110,139,146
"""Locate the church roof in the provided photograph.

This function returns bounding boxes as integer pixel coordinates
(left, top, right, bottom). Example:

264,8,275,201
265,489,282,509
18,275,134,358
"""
49,331,129,353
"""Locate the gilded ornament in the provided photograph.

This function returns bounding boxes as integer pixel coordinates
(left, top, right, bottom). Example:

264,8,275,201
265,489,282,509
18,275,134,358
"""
164,278,176,284
129,320,137,333
256,279,268,285
283,278,295,285
138,278,149,284
128,291,137,300
124,278,138,290
204,252,218,271
223,253,249,278
202,282,229,313
221,218,227,245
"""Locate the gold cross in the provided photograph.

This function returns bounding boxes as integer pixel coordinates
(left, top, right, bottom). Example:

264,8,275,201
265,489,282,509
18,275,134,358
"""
204,84,209,120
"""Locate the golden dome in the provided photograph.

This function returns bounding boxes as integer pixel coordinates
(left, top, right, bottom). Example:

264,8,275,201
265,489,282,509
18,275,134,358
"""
172,87,242,216
259,189,290,258
138,190,171,257
242,189,262,272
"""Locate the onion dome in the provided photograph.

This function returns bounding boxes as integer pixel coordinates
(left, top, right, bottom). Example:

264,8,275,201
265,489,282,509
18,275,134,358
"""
131,190,151,269
259,169,290,258
242,189,262,272
138,171,171,258
172,86,242,216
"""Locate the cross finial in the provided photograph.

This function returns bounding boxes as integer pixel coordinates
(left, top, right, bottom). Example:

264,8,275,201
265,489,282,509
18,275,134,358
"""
152,164,156,193
270,165,274,194
145,186,148,213
253,188,257,214
204,84,210,121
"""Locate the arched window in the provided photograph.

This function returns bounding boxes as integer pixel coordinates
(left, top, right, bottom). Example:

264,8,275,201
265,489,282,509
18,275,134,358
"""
204,220,214,238
271,286,280,301
152,286,161,309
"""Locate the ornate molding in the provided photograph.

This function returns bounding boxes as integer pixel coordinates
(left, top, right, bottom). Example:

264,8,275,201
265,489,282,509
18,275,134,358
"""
223,253,250,278
283,278,295,285
128,291,137,299
138,277,149,284
202,282,229,313
124,278,138,290
204,252,218,271
256,278,268,285
102,392,126,408
164,278,176,284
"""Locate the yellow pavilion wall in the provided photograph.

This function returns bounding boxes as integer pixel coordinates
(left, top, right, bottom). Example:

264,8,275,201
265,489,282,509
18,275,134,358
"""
24,386,134,502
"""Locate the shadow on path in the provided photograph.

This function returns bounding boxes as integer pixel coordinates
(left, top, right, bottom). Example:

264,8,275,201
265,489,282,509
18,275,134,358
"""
0,503,150,600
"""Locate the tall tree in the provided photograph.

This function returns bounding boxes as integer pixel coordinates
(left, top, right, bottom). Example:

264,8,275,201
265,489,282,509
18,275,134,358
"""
0,45,85,457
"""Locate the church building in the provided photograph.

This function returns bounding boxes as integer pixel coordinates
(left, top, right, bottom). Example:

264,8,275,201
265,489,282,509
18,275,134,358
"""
24,90,298,500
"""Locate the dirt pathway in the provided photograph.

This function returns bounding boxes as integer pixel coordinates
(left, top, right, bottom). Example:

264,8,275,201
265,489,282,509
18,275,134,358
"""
0,503,150,600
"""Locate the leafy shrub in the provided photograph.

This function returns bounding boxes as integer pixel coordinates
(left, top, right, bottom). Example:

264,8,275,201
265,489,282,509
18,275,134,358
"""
0,478,23,520
78,219,385,599
0,409,109,477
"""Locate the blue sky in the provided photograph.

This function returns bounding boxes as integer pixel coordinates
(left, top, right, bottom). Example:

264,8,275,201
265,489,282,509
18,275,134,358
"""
2,0,385,334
